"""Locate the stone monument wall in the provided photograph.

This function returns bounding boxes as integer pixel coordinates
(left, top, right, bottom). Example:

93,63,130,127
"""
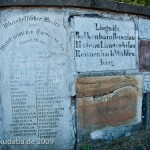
0,1,150,149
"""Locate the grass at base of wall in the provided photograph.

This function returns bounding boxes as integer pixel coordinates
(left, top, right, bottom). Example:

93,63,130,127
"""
79,129,150,150
101,129,150,150
80,145,92,150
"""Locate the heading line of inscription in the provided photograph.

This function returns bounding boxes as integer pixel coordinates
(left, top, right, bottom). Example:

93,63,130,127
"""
2,15,60,29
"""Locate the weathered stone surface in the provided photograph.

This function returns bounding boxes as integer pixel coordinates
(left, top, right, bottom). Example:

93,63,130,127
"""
139,40,150,71
0,1,150,17
0,9,74,150
77,76,141,98
145,93,150,129
90,126,132,140
77,76,142,132
139,19,150,39
143,93,150,129
144,75,150,92
0,0,63,6
74,17,137,72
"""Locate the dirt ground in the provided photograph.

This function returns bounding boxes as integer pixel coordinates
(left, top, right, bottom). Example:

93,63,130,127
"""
79,129,150,150
101,130,150,150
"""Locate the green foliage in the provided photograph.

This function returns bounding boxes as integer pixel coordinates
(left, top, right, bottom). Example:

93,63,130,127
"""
115,0,150,7
80,145,92,150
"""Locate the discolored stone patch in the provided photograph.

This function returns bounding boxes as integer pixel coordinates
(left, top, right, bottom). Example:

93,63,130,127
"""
139,40,150,71
77,75,142,131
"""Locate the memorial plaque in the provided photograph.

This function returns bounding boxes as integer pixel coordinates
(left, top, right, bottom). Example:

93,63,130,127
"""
139,18,150,39
139,40,150,71
74,17,137,72
77,76,142,132
0,9,74,149
144,75,150,92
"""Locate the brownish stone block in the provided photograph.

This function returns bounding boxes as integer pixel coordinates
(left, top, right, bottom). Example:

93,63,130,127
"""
139,40,150,71
77,76,141,98
77,76,142,131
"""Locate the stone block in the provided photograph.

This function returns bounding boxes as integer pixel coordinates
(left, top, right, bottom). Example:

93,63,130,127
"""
0,8,75,150
139,40,150,71
77,76,142,133
139,19,150,39
74,16,137,72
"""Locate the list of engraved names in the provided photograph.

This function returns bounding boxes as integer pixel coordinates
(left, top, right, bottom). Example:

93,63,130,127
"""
0,11,71,143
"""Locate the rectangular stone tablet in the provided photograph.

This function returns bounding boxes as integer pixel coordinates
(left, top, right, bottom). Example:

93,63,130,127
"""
77,75,142,131
0,9,74,150
139,40,150,71
144,75,150,91
74,17,137,72
139,18,150,39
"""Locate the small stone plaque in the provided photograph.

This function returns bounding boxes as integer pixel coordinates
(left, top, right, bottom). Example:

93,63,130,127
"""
139,18,150,39
144,75,150,91
74,17,137,72
139,40,150,71
77,76,142,132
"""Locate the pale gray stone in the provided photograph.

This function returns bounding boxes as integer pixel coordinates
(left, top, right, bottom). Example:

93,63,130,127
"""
144,75,150,92
139,18,150,39
0,9,75,150
74,16,137,72
90,130,108,140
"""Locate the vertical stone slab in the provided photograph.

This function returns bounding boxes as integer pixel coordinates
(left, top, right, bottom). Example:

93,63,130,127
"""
77,76,142,137
139,18,150,39
0,9,74,149
74,17,137,72
143,75,150,129
143,93,150,129
146,93,150,129
139,40,150,71
144,75,150,92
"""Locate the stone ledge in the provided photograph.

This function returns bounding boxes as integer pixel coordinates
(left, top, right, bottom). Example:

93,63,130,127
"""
0,0,150,17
